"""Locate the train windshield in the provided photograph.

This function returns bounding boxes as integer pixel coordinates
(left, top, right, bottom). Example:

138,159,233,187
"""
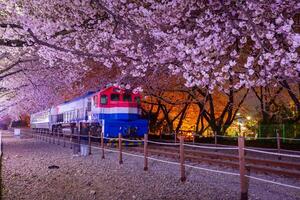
111,94,120,101
134,96,141,104
100,95,108,104
123,94,132,102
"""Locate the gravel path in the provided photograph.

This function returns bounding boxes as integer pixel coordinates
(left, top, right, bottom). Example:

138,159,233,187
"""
2,132,300,200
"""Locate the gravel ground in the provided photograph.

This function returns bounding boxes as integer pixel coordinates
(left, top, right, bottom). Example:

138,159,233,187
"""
1,131,300,200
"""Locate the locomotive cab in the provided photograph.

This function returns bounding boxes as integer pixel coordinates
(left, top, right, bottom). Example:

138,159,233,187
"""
92,86,141,121
91,85,147,138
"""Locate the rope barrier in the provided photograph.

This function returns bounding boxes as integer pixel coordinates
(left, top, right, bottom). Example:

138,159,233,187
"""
280,137,300,141
245,175,300,190
185,164,240,176
148,140,180,146
25,131,300,157
244,148,300,158
122,138,143,142
122,151,145,159
184,143,238,150
103,136,118,140
216,135,238,138
89,136,101,139
147,157,180,166
215,135,300,141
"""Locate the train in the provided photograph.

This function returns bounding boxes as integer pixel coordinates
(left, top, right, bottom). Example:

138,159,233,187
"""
30,84,148,139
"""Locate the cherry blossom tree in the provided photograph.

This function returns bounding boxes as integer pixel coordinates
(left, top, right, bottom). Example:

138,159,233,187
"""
1,0,300,124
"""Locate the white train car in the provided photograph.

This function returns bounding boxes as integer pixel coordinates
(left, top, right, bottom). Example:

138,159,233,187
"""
50,92,94,125
30,109,51,129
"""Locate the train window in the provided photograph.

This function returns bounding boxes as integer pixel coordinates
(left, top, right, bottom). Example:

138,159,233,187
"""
123,94,132,102
134,96,141,104
100,95,108,104
111,93,120,101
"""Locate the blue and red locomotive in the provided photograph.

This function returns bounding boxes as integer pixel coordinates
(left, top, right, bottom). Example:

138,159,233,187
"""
30,84,148,139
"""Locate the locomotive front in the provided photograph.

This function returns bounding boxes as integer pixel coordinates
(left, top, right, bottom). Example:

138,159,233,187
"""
91,85,148,138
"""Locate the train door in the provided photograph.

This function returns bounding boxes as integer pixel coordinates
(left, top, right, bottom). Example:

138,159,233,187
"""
86,97,92,121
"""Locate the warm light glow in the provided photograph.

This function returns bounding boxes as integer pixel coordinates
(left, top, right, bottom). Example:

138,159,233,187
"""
246,116,251,120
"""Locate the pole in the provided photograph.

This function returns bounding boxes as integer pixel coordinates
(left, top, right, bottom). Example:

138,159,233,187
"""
57,128,60,145
144,134,148,171
52,129,55,144
238,137,249,200
78,125,80,153
276,130,281,160
70,127,73,149
174,131,177,143
101,131,105,159
180,136,186,182
119,133,123,164
88,130,92,155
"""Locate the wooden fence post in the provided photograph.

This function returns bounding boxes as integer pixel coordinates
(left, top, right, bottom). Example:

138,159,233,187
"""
276,130,281,160
180,136,186,182
101,132,105,159
174,131,177,143
52,129,55,144
54,129,57,144
88,131,92,155
119,133,123,164
70,128,73,149
238,136,249,200
144,134,148,171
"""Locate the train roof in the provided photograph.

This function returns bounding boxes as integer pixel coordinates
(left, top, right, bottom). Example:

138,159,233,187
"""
61,91,95,105
60,85,130,105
